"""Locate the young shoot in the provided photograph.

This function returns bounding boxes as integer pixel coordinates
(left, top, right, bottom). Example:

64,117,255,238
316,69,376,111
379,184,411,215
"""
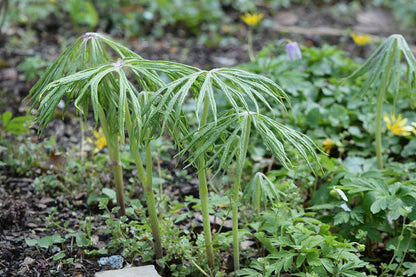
345,34,416,169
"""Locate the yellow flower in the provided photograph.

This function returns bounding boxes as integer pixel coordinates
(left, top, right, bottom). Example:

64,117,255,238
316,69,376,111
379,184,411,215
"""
87,127,107,153
322,138,336,154
351,33,373,46
383,113,415,136
412,122,416,136
240,12,264,26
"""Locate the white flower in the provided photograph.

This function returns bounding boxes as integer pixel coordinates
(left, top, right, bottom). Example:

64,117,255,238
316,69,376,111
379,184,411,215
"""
335,188,348,202
340,203,351,212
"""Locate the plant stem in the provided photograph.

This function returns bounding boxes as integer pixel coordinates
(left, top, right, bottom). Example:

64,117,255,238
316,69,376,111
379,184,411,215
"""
197,97,215,269
232,115,251,272
97,106,126,216
144,138,163,260
380,216,407,277
247,28,255,62
375,40,397,169
255,177,261,216
375,88,386,170
125,105,163,260
109,137,126,217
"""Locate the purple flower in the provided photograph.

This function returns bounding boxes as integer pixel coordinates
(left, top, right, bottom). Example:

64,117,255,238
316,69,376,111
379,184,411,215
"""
286,41,302,61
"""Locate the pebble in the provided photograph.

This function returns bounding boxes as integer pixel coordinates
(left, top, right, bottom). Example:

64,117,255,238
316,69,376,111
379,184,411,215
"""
97,255,124,269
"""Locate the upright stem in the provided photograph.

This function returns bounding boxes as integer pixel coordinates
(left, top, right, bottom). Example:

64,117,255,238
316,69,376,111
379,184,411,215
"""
232,115,251,272
144,138,163,260
247,28,255,62
197,97,215,269
255,178,261,216
111,138,126,217
125,105,163,260
97,106,126,216
375,87,386,170
375,42,397,169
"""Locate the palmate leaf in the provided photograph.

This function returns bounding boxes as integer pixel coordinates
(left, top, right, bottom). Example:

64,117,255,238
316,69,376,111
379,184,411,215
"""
178,110,321,177
27,33,140,106
254,114,322,173
144,67,289,135
345,34,416,108
243,172,285,205
178,111,240,168
29,57,196,138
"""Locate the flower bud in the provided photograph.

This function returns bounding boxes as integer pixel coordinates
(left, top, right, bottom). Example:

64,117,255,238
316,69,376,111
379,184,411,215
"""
286,41,302,61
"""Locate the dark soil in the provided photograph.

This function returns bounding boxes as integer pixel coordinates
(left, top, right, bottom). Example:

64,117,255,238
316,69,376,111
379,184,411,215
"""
0,2,408,276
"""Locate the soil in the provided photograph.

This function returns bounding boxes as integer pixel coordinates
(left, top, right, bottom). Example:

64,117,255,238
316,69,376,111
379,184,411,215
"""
0,2,408,276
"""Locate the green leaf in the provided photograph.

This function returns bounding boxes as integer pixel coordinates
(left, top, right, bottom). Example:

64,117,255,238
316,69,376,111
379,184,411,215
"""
320,258,334,273
402,140,416,157
2,111,12,126
403,262,416,276
306,251,321,266
334,211,350,225
67,0,99,28
25,238,39,247
38,235,64,249
254,232,278,255
269,251,296,272
370,197,388,214
296,253,306,268
345,34,416,107
305,107,321,128
53,252,66,261
102,188,117,201
74,231,91,248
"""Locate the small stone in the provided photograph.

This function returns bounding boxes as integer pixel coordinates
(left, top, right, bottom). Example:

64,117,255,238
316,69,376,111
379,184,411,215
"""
98,255,124,269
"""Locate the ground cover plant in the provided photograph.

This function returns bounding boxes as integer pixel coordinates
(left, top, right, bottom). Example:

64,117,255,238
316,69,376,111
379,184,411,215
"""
2,1,416,277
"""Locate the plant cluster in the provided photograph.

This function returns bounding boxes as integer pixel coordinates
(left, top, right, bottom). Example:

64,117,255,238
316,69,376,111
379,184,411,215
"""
4,16,415,276
25,32,320,275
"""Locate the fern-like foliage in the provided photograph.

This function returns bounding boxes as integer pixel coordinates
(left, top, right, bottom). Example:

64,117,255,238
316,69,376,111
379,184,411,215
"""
178,110,321,176
27,55,197,140
145,67,289,129
144,66,319,174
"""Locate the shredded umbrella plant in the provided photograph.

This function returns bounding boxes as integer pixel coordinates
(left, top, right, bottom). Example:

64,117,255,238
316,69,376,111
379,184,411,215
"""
345,34,416,169
25,32,197,261
26,32,321,274
145,67,322,272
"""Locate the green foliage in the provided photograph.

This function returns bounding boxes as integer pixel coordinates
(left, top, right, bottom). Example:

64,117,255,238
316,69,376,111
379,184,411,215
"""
0,111,34,136
7,5,416,273
5,0,59,27
25,233,65,249
28,32,320,272
310,165,416,276
17,56,51,81
5,0,97,30
240,204,368,276
65,0,98,29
